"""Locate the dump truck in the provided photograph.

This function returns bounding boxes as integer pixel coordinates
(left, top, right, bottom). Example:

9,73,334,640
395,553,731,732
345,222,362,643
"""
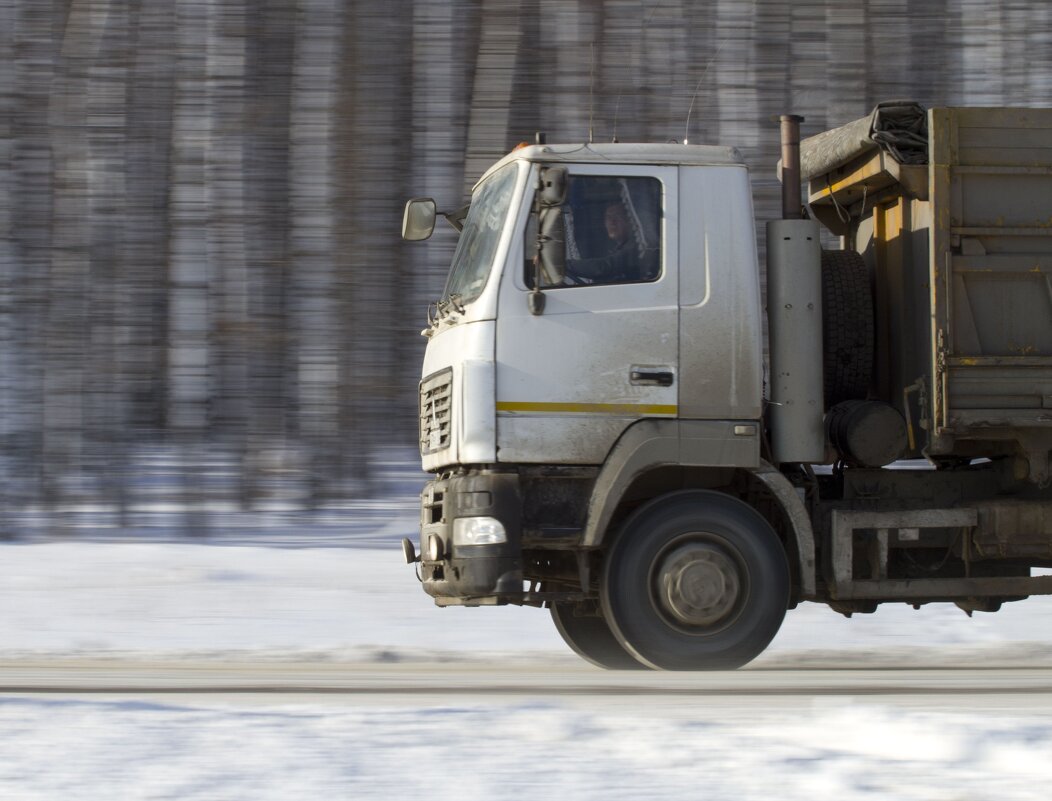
400,103,1052,670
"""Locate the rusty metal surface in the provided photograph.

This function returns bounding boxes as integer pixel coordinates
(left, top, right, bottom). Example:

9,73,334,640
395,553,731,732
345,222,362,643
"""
810,106,1052,480
829,508,979,598
929,107,1052,482
972,499,1052,559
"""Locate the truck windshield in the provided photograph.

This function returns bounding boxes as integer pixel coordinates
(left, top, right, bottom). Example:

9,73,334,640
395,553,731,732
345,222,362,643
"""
442,162,520,307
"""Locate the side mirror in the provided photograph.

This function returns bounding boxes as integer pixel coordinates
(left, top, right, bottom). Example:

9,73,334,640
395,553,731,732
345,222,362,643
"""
537,206,566,285
539,166,567,206
402,198,437,241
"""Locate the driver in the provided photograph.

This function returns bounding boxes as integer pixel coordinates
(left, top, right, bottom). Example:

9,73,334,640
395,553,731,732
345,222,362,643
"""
566,201,653,284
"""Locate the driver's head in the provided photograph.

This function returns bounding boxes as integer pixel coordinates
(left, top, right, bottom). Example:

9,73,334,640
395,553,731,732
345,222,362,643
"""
604,203,630,244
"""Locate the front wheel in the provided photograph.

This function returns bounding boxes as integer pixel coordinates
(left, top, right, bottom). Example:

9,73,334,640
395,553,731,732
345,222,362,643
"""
600,490,789,670
550,601,649,670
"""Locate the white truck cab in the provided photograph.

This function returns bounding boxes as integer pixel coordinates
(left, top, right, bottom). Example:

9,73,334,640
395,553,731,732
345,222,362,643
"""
419,143,762,469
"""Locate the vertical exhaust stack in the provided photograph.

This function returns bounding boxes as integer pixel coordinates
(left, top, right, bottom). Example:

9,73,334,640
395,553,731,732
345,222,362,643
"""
779,115,804,219
766,114,825,464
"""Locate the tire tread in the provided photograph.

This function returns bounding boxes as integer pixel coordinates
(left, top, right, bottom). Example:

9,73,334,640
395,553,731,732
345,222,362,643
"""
821,249,874,406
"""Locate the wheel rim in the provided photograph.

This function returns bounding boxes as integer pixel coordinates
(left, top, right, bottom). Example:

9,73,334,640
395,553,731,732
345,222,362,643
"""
649,533,748,635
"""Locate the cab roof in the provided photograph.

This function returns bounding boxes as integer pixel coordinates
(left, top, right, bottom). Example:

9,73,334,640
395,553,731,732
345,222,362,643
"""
477,142,746,186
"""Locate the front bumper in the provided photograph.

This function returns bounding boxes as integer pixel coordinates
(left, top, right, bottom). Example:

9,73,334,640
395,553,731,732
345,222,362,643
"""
419,471,523,604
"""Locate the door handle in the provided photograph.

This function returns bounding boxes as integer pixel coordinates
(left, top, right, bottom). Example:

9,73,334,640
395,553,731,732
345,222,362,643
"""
630,369,674,387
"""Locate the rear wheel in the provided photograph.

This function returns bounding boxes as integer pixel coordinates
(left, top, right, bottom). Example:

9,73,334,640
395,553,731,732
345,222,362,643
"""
550,601,649,670
600,490,789,670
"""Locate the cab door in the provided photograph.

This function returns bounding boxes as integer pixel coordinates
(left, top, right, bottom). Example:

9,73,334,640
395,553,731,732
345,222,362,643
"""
495,164,679,464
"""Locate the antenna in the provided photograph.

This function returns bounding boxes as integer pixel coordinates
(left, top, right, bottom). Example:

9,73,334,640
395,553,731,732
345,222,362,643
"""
683,42,724,145
588,42,596,144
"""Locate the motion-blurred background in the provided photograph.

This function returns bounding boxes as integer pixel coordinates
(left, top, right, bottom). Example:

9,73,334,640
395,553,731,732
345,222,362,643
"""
2,0,1050,536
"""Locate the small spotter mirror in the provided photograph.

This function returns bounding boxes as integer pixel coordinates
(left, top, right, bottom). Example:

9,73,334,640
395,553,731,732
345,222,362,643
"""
539,166,567,206
402,197,437,241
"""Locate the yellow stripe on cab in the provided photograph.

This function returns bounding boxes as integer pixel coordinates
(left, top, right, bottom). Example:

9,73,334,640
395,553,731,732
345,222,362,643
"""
496,401,677,416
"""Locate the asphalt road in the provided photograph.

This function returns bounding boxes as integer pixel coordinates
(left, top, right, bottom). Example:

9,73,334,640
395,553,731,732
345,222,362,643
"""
4,660,1052,712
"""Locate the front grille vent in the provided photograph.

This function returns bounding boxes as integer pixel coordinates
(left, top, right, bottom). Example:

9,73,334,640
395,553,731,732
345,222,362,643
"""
419,368,453,455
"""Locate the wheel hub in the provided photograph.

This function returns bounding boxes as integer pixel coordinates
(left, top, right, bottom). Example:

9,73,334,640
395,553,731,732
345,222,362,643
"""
655,541,742,628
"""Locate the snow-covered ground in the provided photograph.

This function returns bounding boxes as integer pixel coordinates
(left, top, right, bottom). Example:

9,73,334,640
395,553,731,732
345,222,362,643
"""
3,540,1052,799
2,692,1051,801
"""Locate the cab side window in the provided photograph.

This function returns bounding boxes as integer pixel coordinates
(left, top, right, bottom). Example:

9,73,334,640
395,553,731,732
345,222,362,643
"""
525,175,662,288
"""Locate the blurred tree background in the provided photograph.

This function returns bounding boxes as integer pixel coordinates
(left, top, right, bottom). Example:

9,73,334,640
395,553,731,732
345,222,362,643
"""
1,0,1051,534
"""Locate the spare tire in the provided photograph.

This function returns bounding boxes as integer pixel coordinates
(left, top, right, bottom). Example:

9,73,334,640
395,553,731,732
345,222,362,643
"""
821,249,874,406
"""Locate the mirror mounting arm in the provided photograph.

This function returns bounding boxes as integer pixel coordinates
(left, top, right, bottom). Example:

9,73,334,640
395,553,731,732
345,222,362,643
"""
527,165,569,315
528,286,546,315
528,249,546,316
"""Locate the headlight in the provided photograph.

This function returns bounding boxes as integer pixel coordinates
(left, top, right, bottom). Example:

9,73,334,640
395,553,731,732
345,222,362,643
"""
452,516,507,546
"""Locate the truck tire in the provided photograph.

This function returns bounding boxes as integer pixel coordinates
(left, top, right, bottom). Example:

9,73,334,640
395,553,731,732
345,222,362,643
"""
600,490,789,670
821,249,874,406
549,602,649,670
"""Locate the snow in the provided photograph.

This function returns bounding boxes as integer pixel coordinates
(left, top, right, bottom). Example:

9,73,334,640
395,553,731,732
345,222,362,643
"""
0,696,1050,801
3,538,1052,799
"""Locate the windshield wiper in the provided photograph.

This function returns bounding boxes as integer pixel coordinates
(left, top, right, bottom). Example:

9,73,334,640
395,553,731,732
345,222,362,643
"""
422,296,458,335
427,297,458,330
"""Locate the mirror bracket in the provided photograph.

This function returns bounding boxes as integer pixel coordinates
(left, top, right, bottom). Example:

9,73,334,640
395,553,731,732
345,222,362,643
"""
525,165,569,314
528,289,546,316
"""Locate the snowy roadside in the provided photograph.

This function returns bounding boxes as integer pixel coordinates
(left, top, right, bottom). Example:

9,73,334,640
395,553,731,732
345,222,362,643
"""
3,540,1052,668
